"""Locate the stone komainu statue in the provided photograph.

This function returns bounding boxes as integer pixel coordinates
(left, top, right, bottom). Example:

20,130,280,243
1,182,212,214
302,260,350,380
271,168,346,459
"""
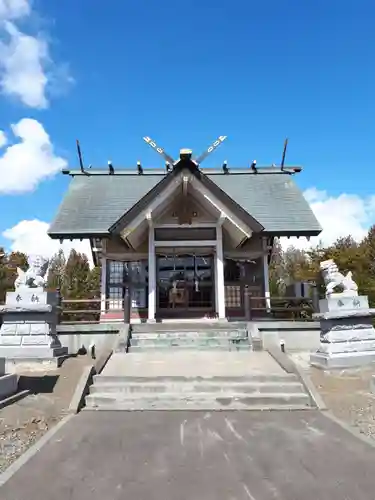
320,259,358,297
14,255,48,290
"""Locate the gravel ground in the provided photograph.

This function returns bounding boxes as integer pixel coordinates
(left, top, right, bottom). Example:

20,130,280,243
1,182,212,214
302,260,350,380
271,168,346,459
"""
310,367,375,435
0,355,93,473
291,352,375,439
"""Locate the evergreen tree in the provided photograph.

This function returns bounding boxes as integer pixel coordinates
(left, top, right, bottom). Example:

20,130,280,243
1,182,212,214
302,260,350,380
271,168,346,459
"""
364,225,375,276
268,239,285,296
282,246,316,283
359,226,375,305
7,251,28,271
61,249,99,321
0,249,28,302
0,247,7,303
47,249,66,290
62,249,91,299
88,266,101,299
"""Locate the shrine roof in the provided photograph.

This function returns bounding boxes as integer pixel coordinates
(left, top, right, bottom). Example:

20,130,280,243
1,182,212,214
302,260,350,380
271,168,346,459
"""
48,166,322,239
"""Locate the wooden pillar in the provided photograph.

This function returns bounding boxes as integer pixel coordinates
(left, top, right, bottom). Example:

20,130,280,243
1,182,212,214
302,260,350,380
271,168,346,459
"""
100,256,107,313
148,216,156,321
214,253,219,315
262,237,271,311
244,285,252,321
123,285,131,324
216,218,226,319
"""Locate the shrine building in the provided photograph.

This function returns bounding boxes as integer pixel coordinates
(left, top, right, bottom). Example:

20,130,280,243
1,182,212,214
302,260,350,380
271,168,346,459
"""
48,140,321,322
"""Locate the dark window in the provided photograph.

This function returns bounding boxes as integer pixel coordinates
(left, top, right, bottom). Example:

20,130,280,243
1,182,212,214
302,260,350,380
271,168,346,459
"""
224,259,242,282
155,227,216,241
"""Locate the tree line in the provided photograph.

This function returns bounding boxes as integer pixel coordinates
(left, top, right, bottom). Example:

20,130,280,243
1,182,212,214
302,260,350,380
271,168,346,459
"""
269,224,375,306
0,248,100,306
1,224,375,309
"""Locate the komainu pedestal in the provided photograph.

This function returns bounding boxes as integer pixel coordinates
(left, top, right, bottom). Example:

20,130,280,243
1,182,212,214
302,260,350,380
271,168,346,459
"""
310,259,375,369
310,295,375,369
0,255,67,361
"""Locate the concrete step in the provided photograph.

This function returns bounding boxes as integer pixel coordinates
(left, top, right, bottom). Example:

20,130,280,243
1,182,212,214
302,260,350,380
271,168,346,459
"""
84,403,313,412
131,322,247,334
129,337,250,348
128,344,251,352
131,330,248,340
93,373,299,384
89,381,305,395
85,392,311,410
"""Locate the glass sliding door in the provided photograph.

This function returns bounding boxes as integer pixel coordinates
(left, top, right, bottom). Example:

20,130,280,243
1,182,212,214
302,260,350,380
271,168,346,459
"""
106,260,148,312
156,252,214,317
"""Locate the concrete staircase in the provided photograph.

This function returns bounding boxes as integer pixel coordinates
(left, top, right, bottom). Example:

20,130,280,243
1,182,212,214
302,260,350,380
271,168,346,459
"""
127,322,251,352
86,375,310,411
85,346,313,411
84,322,315,412
85,372,311,410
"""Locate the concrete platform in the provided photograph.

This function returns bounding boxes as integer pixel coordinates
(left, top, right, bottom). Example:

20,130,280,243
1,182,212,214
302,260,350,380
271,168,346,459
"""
2,410,375,499
310,351,375,369
5,355,70,372
102,351,285,377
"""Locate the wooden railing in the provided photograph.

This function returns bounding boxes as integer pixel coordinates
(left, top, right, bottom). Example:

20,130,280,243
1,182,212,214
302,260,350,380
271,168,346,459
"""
245,294,318,321
57,286,320,324
59,298,101,324
57,288,132,324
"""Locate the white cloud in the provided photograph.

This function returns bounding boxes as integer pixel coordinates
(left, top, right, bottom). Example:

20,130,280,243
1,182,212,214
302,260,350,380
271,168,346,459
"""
2,219,93,264
0,21,48,108
0,0,72,108
281,188,375,250
0,118,66,193
0,129,7,147
0,0,31,20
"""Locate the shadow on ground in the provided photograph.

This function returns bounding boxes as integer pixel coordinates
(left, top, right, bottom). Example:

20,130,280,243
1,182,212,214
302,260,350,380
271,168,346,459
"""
17,375,60,394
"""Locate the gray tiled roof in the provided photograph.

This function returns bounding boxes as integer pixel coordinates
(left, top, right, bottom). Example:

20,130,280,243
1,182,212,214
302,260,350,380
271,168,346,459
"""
210,173,321,234
49,174,163,236
48,170,321,237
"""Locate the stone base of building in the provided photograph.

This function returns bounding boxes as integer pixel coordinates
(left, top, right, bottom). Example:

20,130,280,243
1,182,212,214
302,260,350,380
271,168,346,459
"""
310,350,375,369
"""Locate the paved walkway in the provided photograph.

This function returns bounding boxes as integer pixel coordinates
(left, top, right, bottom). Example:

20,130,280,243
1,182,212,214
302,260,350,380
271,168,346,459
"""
103,351,285,377
0,355,93,473
1,410,375,499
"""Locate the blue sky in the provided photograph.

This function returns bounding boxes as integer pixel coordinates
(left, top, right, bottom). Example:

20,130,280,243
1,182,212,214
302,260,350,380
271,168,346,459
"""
0,0,375,256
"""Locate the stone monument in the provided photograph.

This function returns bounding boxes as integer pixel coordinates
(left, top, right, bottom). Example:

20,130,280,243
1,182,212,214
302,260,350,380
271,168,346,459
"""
310,259,375,369
0,255,67,362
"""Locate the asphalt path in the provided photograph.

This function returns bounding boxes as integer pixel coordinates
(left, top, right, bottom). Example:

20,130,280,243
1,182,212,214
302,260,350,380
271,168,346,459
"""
1,410,375,500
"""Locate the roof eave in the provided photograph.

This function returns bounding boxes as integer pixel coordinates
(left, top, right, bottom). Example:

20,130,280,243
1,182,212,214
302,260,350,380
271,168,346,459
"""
48,231,110,240
62,166,303,176
262,229,322,237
